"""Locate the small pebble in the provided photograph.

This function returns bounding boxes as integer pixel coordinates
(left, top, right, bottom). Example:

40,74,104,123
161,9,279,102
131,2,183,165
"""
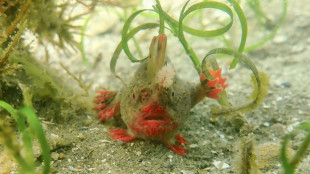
81,127,88,131
291,45,305,53
88,168,96,172
263,122,270,127
219,134,225,139
294,133,306,141
270,123,286,136
273,35,287,44
116,140,123,144
201,140,208,146
281,82,292,88
189,144,198,148
298,110,305,114
180,170,195,174
213,160,230,169
263,103,271,109
68,166,75,171
167,164,174,169
51,152,59,161
77,133,85,140
59,153,65,159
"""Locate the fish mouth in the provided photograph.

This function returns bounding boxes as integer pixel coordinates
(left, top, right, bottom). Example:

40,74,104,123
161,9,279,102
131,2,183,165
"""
139,113,171,128
129,112,178,136
143,114,166,121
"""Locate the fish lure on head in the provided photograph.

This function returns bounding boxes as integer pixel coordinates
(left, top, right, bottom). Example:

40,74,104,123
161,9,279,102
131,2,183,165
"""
94,34,227,156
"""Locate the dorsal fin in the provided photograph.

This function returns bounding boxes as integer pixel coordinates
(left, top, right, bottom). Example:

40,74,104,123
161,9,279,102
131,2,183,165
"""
147,34,167,80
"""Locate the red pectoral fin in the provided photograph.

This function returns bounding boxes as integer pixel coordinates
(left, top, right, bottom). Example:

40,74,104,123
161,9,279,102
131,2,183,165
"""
96,103,120,121
200,69,228,99
94,90,119,121
166,144,188,156
108,129,136,142
165,134,189,156
175,134,189,145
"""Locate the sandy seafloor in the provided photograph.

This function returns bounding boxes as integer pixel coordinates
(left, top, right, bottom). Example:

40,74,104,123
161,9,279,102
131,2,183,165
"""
5,0,310,173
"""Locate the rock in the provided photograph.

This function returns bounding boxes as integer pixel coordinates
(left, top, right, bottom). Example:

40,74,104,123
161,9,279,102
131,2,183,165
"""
51,152,60,161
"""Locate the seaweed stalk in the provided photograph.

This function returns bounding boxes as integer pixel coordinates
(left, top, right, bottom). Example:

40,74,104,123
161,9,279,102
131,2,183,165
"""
281,122,310,174
0,20,27,68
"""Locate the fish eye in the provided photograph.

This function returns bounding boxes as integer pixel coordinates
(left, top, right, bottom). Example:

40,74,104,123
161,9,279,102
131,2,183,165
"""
132,92,137,100
169,89,175,101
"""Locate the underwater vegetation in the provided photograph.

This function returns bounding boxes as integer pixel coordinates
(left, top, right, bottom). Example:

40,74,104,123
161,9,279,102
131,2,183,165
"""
0,0,95,173
0,101,50,174
0,0,309,173
0,0,92,121
281,122,310,174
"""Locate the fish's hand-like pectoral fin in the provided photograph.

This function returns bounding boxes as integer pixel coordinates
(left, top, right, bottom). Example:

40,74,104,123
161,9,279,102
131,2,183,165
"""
94,90,120,121
165,134,189,156
108,129,136,142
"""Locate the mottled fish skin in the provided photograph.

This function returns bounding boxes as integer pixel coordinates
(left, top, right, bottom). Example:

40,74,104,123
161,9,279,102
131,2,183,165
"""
94,34,227,156
119,61,197,142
